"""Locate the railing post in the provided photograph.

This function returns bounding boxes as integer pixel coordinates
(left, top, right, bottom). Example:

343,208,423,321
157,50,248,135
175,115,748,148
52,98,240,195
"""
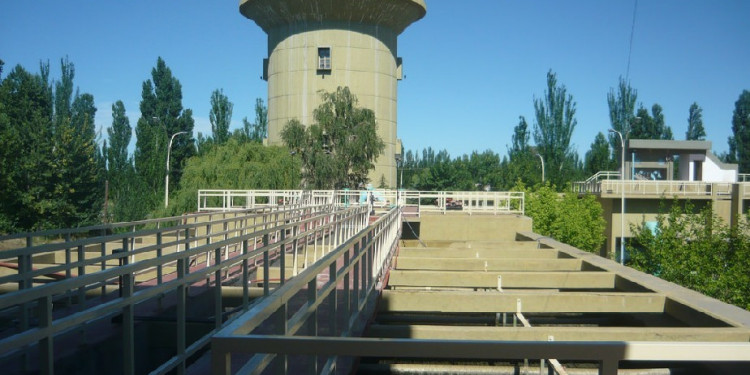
600,359,619,375
343,249,351,331
176,256,187,375
328,261,338,337
121,237,135,375
279,227,286,285
33,294,54,375
353,241,361,312
307,278,318,373
76,244,86,311
214,247,223,329
156,231,163,285
263,233,270,296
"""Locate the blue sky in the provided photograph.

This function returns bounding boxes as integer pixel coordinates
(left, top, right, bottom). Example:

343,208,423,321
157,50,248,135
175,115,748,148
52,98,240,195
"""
2,1,749,159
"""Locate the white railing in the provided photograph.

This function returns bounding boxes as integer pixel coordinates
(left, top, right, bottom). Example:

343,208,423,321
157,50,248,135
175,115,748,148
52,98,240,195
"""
739,173,750,182
600,180,713,196
571,171,620,194
197,190,525,216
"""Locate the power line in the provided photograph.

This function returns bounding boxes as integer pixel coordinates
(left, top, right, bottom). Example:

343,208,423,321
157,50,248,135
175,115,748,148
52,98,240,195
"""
625,0,638,81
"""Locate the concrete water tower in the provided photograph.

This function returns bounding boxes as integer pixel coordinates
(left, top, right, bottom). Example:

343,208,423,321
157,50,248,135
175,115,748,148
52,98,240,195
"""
239,0,426,187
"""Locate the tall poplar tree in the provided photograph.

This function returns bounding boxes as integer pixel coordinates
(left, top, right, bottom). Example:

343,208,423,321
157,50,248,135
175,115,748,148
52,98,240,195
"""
728,90,750,172
532,70,577,188
107,101,131,178
209,88,232,145
134,57,195,208
686,102,706,141
607,78,637,164
240,98,268,143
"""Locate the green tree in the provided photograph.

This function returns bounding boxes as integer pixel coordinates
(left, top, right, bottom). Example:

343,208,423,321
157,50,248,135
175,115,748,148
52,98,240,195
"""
508,116,530,160
239,98,268,143
281,87,384,189
630,201,750,309
0,59,103,230
727,90,750,172
105,100,142,222
501,116,541,189
532,70,578,188
134,57,196,208
584,132,612,176
0,64,54,231
167,138,300,215
107,101,131,177
209,88,232,145
632,104,673,140
51,91,103,227
464,150,502,190
522,183,606,253
607,77,638,162
686,102,706,141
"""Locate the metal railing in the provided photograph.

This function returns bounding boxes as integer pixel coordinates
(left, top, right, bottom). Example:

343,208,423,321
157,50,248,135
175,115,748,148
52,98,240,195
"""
211,206,402,374
599,180,714,196
571,171,621,194
0,204,369,375
209,336,750,375
198,189,525,216
573,179,729,197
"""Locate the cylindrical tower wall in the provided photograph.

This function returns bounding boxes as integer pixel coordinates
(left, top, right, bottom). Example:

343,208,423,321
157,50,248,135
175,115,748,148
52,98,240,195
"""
266,22,399,187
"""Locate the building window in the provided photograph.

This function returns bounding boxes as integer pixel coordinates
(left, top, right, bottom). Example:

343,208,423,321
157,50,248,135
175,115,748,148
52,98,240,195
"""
318,47,331,70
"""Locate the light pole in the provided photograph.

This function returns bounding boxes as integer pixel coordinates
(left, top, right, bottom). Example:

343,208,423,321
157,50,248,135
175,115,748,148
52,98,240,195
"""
535,153,545,183
165,131,188,208
394,154,402,206
609,129,626,265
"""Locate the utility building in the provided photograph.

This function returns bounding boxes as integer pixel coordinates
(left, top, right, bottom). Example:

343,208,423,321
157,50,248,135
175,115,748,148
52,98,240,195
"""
239,0,427,187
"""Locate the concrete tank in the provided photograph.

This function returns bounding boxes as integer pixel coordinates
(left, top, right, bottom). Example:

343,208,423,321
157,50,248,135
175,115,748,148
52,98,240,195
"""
239,0,426,187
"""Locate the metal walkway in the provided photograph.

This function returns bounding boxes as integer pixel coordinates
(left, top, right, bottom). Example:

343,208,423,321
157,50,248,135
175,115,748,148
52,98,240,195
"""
0,202,372,374
2,189,750,374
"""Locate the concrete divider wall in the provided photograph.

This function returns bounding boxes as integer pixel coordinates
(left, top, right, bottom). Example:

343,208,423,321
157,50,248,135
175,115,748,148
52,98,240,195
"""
418,214,531,242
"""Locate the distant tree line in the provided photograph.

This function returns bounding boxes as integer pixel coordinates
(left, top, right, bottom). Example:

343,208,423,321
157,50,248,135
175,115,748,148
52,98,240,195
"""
398,73,749,193
2,59,749,234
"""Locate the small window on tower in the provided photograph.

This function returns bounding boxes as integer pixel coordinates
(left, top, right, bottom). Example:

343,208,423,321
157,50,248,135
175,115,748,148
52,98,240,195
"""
318,47,331,71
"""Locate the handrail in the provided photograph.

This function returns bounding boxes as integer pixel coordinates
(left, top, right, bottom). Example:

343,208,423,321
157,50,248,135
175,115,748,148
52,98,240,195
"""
0,204,369,375
197,189,525,216
209,335,750,375
600,180,713,196
211,206,402,374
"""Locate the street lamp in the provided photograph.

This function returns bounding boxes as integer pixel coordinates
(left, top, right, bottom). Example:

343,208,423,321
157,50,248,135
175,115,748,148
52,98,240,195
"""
534,153,545,183
165,131,188,208
609,128,625,265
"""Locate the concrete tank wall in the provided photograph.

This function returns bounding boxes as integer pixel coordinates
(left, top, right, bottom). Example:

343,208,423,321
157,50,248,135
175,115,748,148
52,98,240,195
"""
266,23,399,186
418,215,533,242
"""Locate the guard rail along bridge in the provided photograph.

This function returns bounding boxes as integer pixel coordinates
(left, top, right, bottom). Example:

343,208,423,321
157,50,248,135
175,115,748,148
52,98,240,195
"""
1,189,749,374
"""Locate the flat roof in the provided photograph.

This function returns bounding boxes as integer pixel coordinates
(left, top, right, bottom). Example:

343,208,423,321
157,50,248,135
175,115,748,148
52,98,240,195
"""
627,139,712,153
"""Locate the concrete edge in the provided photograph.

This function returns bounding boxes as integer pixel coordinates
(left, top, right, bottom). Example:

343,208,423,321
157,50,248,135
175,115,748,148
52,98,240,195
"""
516,231,750,330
